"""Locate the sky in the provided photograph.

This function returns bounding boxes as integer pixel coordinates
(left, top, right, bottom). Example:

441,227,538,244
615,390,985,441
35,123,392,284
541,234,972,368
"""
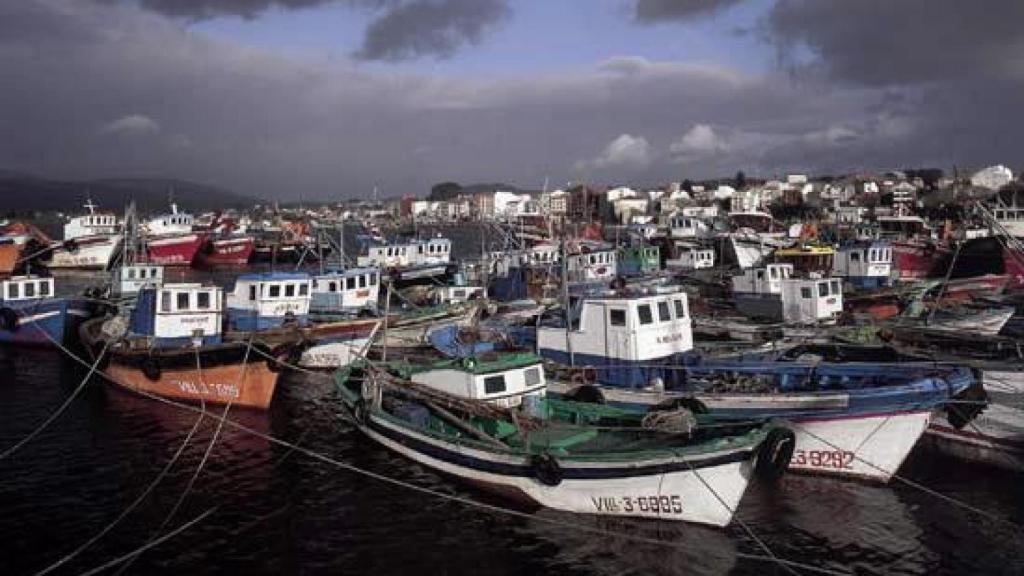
2,0,1023,200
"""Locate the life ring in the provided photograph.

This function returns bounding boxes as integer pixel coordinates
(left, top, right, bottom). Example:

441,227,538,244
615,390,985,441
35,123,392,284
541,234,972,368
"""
142,357,161,381
63,239,79,254
530,453,563,486
566,384,605,404
0,308,19,332
755,427,796,482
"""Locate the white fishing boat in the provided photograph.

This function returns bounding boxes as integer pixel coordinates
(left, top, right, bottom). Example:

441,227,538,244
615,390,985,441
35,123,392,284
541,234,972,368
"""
731,264,843,324
46,200,123,270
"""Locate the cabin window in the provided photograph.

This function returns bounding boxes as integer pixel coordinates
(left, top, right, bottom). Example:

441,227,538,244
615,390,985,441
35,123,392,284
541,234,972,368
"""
39,281,50,296
197,292,211,309
328,281,337,292
177,292,190,310
7,284,18,299
24,283,35,298
249,285,257,300
453,289,466,298
756,271,764,280
770,267,778,279
285,284,295,297
128,269,136,279
525,367,541,387
346,277,356,290
269,285,281,298
483,375,507,394
801,287,812,299
359,275,366,288
831,280,841,294
657,301,671,322
369,273,377,286
850,251,860,262
609,309,627,326
673,299,686,318
818,282,828,297
161,291,171,312
637,304,653,325
299,284,309,296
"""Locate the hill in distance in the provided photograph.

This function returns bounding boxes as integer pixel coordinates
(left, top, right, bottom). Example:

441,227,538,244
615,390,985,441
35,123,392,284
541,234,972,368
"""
0,171,256,216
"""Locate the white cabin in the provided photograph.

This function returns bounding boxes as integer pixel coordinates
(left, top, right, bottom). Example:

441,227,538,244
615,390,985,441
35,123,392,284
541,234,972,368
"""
1,275,54,302
538,289,693,367
665,214,712,239
731,263,794,295
111,264,165,297
833,242,892,289
566,249,618,283
311,268,380,314
356,237,451,268
666,246,715,271
226,272,312,331
145,204,195,236
131,283,223,346
63,200,118,240
410,359,546,409
779,278,843,324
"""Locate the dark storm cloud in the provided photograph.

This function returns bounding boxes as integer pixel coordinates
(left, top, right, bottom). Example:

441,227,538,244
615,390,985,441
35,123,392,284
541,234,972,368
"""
354,0,510,61
767,0,1024,86
131,0,342,20
634,0,745,22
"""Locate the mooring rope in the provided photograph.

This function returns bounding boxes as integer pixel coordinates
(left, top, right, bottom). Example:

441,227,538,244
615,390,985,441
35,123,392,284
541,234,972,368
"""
40,331,847,576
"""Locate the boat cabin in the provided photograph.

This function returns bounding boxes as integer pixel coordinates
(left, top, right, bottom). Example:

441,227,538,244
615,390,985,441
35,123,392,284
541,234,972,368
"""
64,200,118,240
566,248,618,283
311,268,379,315
877,215,929,239
145,204,195,236
111,264,165,297
729,211,774,233
773,243,836,276
226,272,311,331
833,242,892,289
404,353,546,409
356,237,452,269
130,283,223,346
733,266,842,324
666,245,715,271
617,245,660,277
1,275,54,302
991,188,1024,238
666,214,712,239
434,273,486,305
537,288,693,388
731,263,794,295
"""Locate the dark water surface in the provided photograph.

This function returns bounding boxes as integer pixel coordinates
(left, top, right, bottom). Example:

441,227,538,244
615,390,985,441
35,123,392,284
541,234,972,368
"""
2,240,1024,575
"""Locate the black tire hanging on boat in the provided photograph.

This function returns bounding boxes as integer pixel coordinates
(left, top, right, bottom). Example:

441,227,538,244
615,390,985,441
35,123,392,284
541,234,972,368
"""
0,308,19,332
63,239,79,254
142,357,161,381
566,384,605,404
530,453,563,486
755,427,796,482
651,397,707,414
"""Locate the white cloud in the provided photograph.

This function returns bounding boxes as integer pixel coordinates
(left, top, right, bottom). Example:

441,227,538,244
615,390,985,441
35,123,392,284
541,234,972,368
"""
670,124,726,156
99,114,161,137
579,134,652,171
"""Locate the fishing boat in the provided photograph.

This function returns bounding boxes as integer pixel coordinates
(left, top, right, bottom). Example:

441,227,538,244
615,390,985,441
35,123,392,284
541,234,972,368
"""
222,271,381,363
356,236,452,286
0,275,96,347
195,234,255,267
616,245,660,277
79,283,281,408
310,268,381,318
109,263,165,299
565,242,618,284
335,359,794,527
897,303,1015,337
731,264,843,325
665,243,715,271
141,203,204,266
46,200,123,270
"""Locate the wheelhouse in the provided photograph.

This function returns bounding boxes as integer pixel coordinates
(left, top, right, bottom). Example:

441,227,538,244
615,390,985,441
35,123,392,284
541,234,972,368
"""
666,246,715,271
1,275,54,302
617,246,660,277
131,283,223,346
311,268,380,314
731,263,794,295
834,242,892,288
112,264,165,297
566,249,618,283
405,354,546,409
226,272,312,331
356,237,452,268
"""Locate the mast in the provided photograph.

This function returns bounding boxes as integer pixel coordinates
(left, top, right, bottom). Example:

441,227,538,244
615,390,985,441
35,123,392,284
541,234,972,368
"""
560,217,574,366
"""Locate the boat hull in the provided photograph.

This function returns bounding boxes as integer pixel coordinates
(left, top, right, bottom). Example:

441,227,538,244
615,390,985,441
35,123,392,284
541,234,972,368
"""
0,242,21,275
144,233,204,266
361,411,755,527
102,350,279,408
195,235,255,267
0,298,93,347
298,337,372,369
47,235,122,270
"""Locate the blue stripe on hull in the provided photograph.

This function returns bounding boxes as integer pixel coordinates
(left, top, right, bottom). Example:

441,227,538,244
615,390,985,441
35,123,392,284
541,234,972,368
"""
227,310,309,332
539,348,690,388
0,299,90,347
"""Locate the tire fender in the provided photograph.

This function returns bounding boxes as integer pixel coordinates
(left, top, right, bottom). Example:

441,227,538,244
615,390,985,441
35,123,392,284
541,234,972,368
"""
530,453,563,486
755,427,796,482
